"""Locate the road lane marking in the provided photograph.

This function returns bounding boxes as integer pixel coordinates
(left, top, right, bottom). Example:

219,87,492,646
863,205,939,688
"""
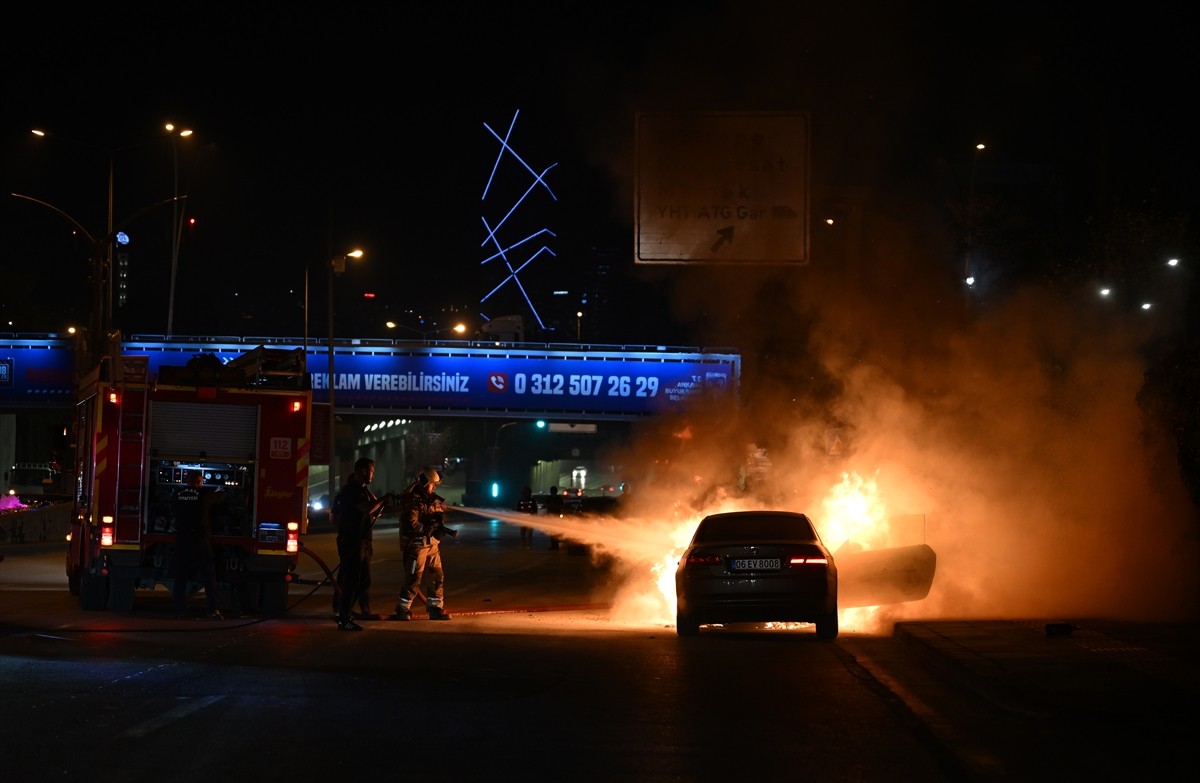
120,695,225,738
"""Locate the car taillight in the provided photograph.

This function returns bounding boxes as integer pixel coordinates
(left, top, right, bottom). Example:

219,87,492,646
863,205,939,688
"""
684,553,723,568
287,522,299,554
100,515,114,547
788,545,830,566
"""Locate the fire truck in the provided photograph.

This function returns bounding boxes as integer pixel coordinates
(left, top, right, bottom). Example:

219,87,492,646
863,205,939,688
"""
66,343,312,615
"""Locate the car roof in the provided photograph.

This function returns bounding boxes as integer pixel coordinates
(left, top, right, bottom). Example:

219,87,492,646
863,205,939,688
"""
692,510,820,544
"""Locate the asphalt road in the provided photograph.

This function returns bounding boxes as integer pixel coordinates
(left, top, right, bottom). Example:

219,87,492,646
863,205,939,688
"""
2,509,1198,781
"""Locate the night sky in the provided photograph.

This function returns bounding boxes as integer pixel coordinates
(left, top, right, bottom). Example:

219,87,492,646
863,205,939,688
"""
1,3,1194,345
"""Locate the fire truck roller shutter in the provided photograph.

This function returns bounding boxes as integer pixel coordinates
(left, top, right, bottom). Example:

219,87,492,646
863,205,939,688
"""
150,401,258,459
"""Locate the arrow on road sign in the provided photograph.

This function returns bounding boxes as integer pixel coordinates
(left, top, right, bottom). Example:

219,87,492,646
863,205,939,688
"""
711,226,734,252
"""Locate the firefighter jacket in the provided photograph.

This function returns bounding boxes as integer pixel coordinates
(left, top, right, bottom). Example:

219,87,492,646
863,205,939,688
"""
400,484,444,547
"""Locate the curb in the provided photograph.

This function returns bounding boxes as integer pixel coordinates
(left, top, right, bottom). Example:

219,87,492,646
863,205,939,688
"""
894,622,1054,718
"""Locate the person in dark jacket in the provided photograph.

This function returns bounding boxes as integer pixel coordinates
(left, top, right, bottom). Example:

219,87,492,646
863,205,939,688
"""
172,470,223,620
517,485,537,549
545,485,564,550
334,457,393,631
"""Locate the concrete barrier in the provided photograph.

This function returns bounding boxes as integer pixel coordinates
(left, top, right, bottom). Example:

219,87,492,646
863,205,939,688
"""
0,501,73,545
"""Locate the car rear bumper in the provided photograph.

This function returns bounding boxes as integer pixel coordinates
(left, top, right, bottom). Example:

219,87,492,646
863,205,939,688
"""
677,589,837,625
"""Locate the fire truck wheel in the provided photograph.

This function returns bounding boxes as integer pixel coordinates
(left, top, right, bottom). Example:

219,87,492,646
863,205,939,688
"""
107,577,135,611
80,570,109,611
261,579,288,617
238,583,262,613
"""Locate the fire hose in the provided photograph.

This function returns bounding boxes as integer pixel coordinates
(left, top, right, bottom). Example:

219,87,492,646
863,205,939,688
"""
295,541,428,608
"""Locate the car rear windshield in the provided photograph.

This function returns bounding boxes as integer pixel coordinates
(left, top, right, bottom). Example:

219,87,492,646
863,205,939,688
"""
693,514,817,543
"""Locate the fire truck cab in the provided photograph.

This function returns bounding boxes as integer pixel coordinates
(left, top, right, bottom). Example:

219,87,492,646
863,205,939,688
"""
66,344,312,615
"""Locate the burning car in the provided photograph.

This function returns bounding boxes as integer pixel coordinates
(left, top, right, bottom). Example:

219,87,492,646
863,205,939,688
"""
674,510,839,639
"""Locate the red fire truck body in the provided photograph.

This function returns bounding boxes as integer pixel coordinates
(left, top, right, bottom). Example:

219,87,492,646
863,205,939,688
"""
66,345,312,615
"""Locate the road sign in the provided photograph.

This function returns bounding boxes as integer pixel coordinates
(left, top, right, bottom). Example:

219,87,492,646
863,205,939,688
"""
547,423,597,433
635,111,810,265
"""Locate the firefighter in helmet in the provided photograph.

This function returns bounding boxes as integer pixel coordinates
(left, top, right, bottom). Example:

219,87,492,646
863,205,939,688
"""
389,467,452,620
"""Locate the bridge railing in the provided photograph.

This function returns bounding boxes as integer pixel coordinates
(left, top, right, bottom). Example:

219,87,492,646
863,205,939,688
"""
123,334,736,355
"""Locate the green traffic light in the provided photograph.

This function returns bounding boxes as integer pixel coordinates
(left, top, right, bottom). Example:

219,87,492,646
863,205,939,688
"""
536,420,546,429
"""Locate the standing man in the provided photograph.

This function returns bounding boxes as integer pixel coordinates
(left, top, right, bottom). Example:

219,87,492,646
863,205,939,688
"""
517,485,537,549
173,470,223,620
334,457,393,632
390,467,452,621
545,485,564,550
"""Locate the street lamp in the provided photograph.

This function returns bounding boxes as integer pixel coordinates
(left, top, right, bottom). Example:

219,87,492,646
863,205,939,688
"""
494,420,522,450
490,420,524,482
576,311,583,341
15,129,185,362
964,142,986,287
164,123,193,337
327,249,364,508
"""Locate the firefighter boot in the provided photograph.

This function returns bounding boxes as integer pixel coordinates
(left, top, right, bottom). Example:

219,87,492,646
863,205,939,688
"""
428,608,452,621
388,608,412,621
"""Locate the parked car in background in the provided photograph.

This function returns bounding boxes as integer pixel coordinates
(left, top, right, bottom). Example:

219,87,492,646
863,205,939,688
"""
578,493,624,518
4,463,62,497
307,494,332,531
674,510,839,639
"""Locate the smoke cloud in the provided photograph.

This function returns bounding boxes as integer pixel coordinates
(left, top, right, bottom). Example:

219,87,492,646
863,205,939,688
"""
590,234,1200,629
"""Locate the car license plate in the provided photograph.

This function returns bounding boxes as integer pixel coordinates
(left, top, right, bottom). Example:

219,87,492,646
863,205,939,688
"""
731,558,780,571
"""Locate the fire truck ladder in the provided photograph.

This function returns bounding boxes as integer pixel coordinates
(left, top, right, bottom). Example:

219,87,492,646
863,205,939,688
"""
115,386,148,537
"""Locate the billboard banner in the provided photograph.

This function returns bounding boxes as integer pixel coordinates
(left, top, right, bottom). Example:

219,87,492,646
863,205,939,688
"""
2,337,739,420
0,340,76,408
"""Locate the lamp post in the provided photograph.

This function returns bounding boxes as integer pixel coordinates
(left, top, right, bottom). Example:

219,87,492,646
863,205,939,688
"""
494,421,522,450
164,123,193,337
17,129,184,363
327,249,364,509
576,311,583,341
964,142,986,287
490,420,522,481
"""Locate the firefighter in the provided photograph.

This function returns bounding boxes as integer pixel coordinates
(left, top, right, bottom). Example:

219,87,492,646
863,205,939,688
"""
172,470,223,620
389,467,452,621
334,457,394,631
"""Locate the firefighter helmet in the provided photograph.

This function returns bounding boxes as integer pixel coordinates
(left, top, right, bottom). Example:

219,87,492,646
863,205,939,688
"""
420,468,442,486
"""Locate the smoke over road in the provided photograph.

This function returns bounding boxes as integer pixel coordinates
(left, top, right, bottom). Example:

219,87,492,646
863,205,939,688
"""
475,269,1200,634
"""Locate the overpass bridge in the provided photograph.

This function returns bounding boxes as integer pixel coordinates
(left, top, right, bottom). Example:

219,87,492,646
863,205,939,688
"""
1,333,740,419
2,333,741,504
